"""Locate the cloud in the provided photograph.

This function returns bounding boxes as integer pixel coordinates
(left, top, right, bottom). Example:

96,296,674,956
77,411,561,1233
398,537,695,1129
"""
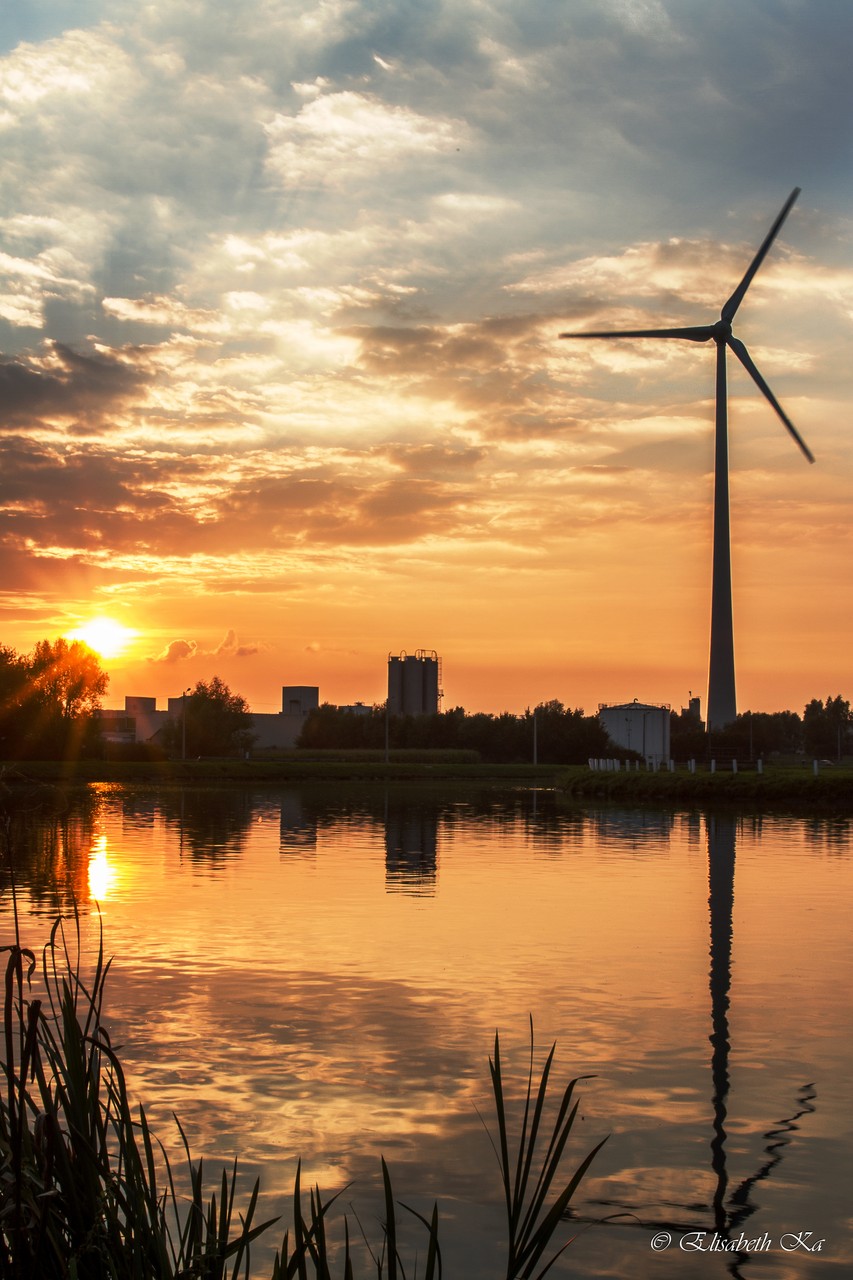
2,0,850,715
214,628,260,658
0,341,146,426
147,631,261,665
264,90,467,190
150,638,197,664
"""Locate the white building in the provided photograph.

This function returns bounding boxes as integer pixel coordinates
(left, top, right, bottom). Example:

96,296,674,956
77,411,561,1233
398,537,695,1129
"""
598,699,671,765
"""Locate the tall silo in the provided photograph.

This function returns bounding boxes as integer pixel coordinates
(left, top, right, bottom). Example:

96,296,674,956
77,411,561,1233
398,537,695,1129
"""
387,649,441,715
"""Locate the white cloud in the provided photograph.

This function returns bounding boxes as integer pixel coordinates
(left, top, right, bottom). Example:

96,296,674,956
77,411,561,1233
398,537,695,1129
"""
263,91,468,189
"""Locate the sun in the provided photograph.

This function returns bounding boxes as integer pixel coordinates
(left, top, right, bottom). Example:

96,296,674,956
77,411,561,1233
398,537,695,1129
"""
68,617,136,660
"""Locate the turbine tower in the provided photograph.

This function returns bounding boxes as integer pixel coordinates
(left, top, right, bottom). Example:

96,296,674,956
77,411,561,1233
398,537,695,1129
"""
560,190,814,731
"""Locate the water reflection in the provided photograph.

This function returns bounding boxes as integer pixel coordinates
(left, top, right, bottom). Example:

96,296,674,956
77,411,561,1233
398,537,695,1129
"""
589,813,818,1277
0,791,97,913
168,789,255,864
280,793,318,857
384,800,438,896
1,785,849,1278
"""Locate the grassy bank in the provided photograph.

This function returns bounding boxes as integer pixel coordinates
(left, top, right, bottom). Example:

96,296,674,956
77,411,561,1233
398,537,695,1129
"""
5,754,853,808
1,752,562,787
558,763,853,807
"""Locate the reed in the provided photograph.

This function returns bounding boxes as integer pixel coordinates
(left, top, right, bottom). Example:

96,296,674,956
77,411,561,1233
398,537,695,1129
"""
1,895,602,1278
0,900,276,1278
485,1020,607,1280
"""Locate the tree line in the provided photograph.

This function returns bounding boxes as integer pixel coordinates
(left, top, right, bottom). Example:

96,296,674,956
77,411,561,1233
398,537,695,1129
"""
2,636,851,762
303,695,853,764
296,700,611,764
673,696,853,761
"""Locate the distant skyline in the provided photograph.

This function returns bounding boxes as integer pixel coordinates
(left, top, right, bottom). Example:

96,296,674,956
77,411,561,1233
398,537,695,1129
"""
2,2,852,716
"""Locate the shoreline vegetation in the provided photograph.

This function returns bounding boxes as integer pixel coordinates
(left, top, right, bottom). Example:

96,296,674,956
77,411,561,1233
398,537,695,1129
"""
2,753,853,808
0,890,603,1279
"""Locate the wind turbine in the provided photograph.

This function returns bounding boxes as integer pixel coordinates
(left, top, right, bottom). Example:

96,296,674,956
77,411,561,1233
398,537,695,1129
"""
560,189,814,731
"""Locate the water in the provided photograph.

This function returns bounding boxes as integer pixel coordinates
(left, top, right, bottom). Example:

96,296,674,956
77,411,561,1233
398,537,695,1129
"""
2,785,851,1278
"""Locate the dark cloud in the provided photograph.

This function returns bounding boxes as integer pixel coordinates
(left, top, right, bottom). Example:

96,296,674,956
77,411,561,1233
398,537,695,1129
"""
347,316,589,439
381,442,486,476
213,469,475,547
0,437,207,554
0,342,146,429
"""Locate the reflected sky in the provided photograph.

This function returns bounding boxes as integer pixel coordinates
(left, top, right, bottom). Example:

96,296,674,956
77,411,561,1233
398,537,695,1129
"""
1,786,851,1278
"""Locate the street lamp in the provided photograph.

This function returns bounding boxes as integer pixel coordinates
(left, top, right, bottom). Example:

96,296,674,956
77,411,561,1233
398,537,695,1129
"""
181,687,192,760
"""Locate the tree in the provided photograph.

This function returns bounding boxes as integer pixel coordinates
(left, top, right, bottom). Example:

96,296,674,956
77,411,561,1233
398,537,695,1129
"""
28,638,108,719
803,695,851,759
0,638,108,759
163,676,254,757
0,645,30,757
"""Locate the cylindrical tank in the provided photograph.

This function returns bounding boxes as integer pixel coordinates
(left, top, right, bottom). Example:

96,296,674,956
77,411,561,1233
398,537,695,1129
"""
387,651,440,715
402,656,422,714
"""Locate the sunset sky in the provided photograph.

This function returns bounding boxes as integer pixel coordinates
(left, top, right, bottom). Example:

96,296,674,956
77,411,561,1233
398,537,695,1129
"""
2,1,851,716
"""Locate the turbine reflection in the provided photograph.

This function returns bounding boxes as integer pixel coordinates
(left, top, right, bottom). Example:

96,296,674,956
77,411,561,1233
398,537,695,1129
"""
579,813,816,1278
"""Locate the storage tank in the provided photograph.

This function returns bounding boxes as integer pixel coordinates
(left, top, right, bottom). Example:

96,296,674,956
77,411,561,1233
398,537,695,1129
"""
387,650,441,716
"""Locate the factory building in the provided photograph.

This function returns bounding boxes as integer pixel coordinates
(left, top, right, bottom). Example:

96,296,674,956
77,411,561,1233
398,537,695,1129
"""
598,699,671,766
281,686,319,716
387,650,442,716
98,686,321,751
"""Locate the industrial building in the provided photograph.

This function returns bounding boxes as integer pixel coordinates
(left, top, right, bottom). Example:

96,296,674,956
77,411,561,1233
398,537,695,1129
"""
387,650,442,716
98,685,322,751
281,686,319,717
598,699,671,766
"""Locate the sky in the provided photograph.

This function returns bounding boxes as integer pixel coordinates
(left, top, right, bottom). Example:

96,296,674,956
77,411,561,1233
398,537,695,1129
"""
1,0,851,716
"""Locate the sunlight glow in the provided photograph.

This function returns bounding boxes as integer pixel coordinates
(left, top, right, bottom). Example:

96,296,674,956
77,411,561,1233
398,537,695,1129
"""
88,835,116,901
68,617,136,659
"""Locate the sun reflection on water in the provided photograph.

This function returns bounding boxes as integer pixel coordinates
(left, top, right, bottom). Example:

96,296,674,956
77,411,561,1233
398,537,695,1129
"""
88,834,117,901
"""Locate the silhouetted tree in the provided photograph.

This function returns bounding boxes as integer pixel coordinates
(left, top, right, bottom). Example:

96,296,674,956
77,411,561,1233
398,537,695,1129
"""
803,695,851,759
297,704,385,750
161,676,254,757
296,701,607,764
1,638,108,759
670,707,707,761
0,645,29,757
704,709,805,760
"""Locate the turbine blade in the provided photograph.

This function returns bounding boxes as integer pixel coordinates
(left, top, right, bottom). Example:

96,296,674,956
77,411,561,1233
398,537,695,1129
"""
559,325,714,342
721,188,800,323
727,336,814,463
